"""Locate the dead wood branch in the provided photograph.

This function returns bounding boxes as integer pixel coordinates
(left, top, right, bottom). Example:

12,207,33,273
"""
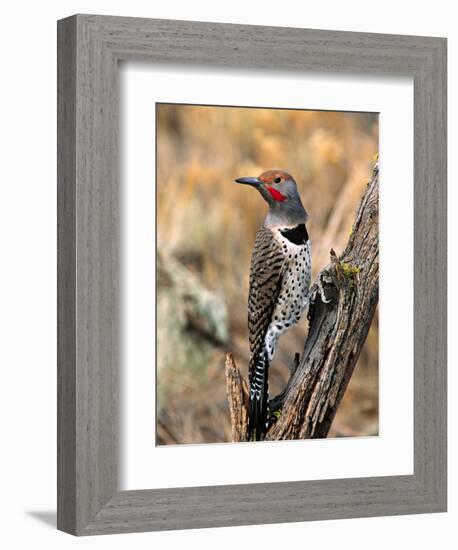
225,353,249,441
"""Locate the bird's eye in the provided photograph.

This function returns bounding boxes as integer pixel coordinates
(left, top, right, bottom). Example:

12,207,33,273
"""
274,177,282,183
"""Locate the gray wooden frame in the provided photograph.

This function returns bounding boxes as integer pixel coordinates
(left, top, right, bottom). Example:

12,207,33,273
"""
57,14,447,536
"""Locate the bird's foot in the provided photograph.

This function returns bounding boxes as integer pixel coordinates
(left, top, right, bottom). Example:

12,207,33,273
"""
316,277,332,304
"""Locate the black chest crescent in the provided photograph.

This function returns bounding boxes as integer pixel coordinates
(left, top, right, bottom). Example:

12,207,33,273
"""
280,224,309,245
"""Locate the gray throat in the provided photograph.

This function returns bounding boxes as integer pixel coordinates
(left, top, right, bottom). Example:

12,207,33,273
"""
264,199,309,229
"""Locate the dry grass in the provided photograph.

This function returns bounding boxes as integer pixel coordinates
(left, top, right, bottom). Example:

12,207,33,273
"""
156,103,379,444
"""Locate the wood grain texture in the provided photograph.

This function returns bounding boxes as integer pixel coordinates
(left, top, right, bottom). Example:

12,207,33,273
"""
57,14,447,535
57,16,77,534
225,353,249,441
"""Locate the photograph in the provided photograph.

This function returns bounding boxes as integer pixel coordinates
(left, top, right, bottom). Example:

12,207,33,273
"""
156,102,379,445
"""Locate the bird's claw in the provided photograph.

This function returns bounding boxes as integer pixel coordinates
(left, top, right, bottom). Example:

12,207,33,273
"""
309,277,333,307
318,283,332,304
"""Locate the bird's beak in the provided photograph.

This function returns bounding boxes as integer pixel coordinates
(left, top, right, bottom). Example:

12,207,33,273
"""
235,177,262,187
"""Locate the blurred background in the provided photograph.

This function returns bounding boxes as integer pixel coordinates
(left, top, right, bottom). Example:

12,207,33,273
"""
156,103,379,445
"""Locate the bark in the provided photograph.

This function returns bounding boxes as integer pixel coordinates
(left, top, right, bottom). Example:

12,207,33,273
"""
225,353,249,441
225,163,379,441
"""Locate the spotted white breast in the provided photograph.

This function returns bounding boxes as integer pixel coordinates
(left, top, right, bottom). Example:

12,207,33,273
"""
263,229,311,360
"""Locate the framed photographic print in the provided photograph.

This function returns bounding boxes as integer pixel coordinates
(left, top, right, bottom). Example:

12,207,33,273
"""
57,14,447,535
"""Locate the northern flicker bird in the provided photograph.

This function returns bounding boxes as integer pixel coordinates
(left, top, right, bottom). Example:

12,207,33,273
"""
235,170,311,441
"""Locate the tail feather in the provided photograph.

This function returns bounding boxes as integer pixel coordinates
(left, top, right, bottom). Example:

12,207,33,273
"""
247,347,269,441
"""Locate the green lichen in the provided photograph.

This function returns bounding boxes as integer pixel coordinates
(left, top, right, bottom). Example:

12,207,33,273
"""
340,262,361,288
272,409,282,420
340,262,360,277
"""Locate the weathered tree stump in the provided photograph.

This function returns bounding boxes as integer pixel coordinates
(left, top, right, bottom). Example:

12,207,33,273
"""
226,163,379,441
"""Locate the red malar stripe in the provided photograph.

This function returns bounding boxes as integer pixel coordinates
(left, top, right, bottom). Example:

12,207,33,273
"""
266,186,287,202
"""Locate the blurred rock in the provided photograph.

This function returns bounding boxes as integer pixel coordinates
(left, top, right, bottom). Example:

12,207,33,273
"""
157,248,229,409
